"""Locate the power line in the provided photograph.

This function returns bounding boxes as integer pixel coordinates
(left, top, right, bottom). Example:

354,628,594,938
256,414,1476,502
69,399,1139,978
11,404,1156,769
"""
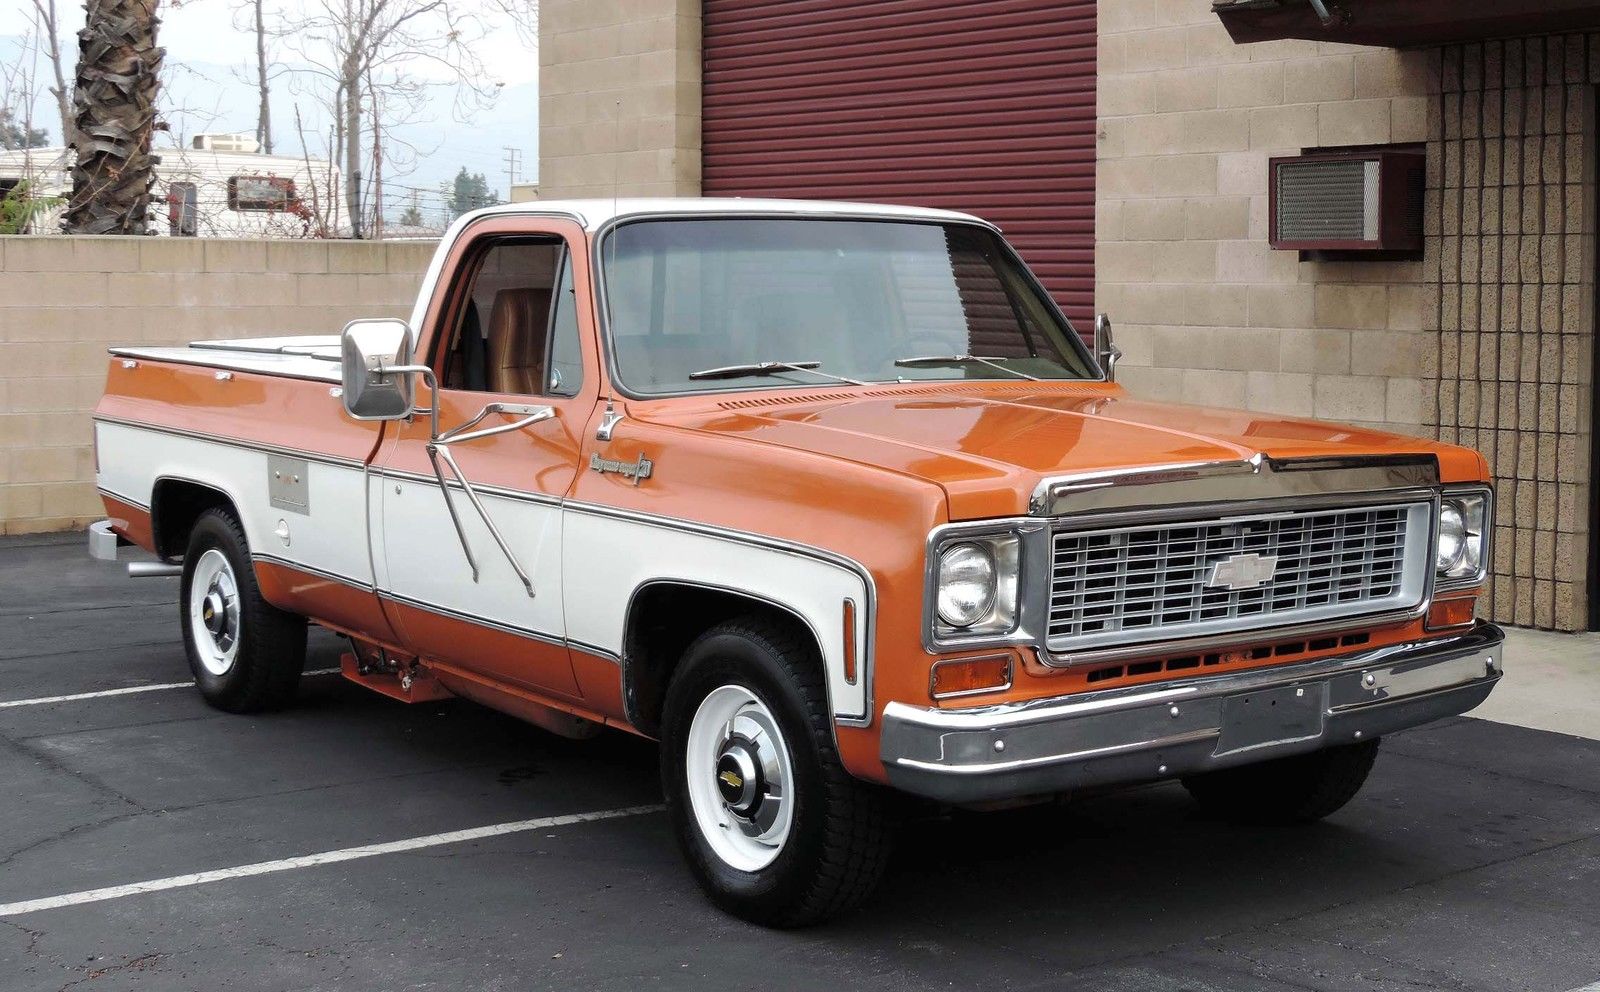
502,145,521,197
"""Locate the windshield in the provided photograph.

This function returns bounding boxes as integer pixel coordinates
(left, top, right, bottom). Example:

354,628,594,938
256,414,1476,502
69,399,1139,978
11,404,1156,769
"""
599,218,1096,395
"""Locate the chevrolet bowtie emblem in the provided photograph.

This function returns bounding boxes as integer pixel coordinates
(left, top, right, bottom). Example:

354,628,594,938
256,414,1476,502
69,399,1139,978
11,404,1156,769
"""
718,770,743,789
1207,552,1280,591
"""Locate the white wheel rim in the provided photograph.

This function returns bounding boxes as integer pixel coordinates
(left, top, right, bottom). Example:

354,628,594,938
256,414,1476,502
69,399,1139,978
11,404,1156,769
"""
685,684,795,872
188,549,240,677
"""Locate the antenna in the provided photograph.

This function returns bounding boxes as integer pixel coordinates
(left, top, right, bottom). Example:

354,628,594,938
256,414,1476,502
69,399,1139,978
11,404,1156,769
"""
611,95,621,227
592,96,622,440
607,95,621,328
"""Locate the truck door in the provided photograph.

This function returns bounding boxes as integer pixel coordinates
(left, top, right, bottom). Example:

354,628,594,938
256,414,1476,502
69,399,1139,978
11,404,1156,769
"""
372,217,598,697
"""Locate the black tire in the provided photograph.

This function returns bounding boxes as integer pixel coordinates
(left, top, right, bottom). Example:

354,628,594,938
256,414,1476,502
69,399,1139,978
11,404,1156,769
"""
179,508,306,713
660,617,897,927
1181,738,1380,825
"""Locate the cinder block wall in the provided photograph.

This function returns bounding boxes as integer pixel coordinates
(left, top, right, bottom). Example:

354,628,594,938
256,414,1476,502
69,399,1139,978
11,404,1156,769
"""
538,0,702,198
1099,2,1595,630
1430,39,1595,630
1098,1,1436,433
0,236,435,536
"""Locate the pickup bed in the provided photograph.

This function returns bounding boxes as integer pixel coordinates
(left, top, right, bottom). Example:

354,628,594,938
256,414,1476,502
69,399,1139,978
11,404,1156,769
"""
91,197,1502,926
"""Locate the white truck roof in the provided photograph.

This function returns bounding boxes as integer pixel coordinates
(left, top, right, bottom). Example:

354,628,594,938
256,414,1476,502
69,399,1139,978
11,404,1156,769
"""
107,199,994,377
468,196,991,231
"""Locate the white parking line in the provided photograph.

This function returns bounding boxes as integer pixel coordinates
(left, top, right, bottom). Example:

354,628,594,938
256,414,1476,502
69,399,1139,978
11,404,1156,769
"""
0,804,663,917
0,668,343,710
0,682,196,709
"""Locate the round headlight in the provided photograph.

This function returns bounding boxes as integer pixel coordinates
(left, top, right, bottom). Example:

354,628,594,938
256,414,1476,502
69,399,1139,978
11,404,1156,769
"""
937,543,997,628
1437,501,1467,573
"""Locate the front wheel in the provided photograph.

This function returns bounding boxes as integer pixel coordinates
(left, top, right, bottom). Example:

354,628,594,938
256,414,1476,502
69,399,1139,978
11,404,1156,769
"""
180,508,306,713
660,618,896,927
1181,738,1381,825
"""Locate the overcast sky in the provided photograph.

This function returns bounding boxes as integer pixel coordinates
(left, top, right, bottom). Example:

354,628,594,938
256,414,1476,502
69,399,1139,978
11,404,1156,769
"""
1,0,540,197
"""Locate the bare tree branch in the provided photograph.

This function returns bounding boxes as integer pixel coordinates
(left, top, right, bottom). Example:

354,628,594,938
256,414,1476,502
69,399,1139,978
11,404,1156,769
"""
29,0,76,147
271,0,502,238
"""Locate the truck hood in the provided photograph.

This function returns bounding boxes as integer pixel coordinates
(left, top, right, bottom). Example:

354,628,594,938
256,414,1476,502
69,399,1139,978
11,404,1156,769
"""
640,384,1478,520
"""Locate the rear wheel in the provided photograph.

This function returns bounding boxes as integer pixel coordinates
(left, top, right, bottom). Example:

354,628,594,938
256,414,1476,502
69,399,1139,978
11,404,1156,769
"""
1181,738,1381,825
660,618,896,927
179,508,306,713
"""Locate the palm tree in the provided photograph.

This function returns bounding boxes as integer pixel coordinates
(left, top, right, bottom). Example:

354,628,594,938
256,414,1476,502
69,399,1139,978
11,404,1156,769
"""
63,0,164,234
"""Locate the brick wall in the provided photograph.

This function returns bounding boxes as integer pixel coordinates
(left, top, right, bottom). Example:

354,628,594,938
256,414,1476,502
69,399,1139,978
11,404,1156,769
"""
538,0,701,198
0,236,435,535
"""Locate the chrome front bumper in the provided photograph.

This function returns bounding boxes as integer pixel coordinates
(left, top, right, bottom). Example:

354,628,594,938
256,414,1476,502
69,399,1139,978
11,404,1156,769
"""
881,622,1504,803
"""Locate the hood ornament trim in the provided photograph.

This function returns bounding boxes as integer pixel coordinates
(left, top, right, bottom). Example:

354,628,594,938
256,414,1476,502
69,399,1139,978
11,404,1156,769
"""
1029,453,1438,516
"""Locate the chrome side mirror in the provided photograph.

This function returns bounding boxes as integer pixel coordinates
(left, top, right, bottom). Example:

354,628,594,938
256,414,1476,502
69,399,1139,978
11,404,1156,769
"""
340,318,417,421
1093,313,1122,382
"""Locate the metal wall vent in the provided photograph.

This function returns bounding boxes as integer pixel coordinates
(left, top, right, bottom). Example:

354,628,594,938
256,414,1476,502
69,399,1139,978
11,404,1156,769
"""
1269,149,1423,253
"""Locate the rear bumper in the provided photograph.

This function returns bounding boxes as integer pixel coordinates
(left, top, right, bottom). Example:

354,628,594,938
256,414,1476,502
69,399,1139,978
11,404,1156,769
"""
87,519,121,561
88,520,181,577
881,622,1504,804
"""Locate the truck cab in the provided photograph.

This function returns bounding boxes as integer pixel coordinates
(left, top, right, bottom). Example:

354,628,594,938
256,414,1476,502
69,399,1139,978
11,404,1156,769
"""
91,198,1502,926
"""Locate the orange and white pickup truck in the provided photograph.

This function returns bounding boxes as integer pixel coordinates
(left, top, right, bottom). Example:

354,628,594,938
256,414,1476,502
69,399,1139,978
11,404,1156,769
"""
90,198,1502,926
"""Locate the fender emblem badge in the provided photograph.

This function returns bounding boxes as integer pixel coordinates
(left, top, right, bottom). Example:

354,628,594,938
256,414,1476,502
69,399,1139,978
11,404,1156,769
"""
1207,552,1280,590
590,452,654,486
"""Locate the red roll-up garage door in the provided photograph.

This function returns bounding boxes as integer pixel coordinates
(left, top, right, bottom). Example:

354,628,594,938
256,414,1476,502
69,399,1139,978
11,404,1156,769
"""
702,0,1096,333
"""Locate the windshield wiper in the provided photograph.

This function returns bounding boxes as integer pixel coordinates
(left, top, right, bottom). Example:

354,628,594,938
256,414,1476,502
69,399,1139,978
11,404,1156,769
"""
687,361,867,386
894,355,1041,381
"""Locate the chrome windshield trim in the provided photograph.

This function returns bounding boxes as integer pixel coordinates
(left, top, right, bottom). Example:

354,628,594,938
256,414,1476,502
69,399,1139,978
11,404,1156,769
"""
1029,454,1440,516
589,213,1097,401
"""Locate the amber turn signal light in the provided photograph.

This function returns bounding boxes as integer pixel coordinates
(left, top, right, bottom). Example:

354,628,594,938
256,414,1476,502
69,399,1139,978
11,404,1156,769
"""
930,654,1012,699
1426,597,1476,630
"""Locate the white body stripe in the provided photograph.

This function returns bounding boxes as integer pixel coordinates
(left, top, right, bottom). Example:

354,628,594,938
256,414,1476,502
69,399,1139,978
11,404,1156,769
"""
377,476,565,643
95,422,374,587
562,509,871,722
94,420,874,725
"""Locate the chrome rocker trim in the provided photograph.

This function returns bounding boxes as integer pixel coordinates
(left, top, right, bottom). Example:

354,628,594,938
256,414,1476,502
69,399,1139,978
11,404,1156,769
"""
881,622,1504,804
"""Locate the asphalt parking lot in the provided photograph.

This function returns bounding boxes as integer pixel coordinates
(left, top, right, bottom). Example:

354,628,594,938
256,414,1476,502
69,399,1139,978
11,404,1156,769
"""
2,532,1598,992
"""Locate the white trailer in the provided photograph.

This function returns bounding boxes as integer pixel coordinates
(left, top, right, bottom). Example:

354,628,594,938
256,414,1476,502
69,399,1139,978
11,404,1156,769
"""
0,134,346,238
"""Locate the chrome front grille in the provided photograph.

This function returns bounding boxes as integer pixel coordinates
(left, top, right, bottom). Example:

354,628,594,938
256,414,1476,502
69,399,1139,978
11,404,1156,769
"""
1047,501,1432,653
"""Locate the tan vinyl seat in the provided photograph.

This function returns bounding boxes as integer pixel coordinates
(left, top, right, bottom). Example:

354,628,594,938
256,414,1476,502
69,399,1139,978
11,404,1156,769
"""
485,288,552,394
